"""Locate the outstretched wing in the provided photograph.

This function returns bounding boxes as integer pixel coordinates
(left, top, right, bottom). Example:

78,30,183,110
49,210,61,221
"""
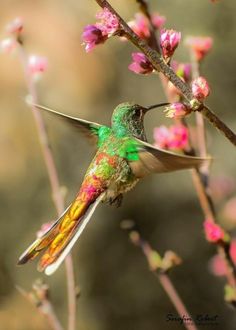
128,138,210,178
30,103,104,143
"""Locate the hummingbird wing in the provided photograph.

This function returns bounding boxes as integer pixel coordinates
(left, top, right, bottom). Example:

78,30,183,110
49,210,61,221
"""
129,139,210,177
29,103,103,143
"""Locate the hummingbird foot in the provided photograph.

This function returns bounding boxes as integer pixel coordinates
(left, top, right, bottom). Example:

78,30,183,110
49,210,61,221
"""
109,194,123,208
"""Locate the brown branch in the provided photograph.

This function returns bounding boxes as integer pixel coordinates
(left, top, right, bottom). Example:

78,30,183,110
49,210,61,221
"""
17,43,77,330
95,0,236,147
135,0,161,52
189,54,236,288
16,284,64,330
122,225,198,330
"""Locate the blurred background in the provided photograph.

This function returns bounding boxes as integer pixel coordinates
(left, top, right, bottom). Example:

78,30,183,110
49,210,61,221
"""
0,0,236,329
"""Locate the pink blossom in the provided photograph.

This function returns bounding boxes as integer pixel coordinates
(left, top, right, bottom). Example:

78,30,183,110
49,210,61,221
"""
82,25,106,52
160,29,181,59
128,14,150,39
151,13,166,30
6,17,23,34
172,61,192,82
128,52,153,75
28,55,48,76
0,38,17,54
204,220,225,243
209,239,236,276
95,8,119,35
168,125,188,149
185,36,213,61
153,125,188,150
191,76,210,100
164,103,190,119
222,197,236,225
153,126,171,149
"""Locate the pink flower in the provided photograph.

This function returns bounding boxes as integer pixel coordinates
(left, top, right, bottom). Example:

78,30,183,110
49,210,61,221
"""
186,36,213,61
204,220,225,243
128,14,150,39
0,38,17,54
151,13,166,30
191,76,210,100
82,25,106,52
28,55,48,76
168,125,188,149
164,103,190,119
222,197,236,225
153,126,171,149
160,29,181,59
172,61,192,82
209,239,236,276
6,17,23,34
95,8,119,35
153,125,188,150
128,52,153,75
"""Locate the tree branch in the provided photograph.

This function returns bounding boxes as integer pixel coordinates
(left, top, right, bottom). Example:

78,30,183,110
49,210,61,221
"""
95,0,236,147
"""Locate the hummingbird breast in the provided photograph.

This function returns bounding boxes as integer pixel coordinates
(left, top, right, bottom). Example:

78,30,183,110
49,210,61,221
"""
79,134,139,204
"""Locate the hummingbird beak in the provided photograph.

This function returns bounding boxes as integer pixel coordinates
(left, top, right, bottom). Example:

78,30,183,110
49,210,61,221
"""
144,102,170,112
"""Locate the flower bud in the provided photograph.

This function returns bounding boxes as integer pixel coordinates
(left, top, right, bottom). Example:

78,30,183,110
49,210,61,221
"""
164,102,190,119
6,17,23,34
128,14,150,39
128,52,153,75
0,38,17,54
151,13,166,30
185,36,213,61
172,61,192,82
95,8,119,35
204,220,226,243
191,76,210,100
160,29,181,59
153,125,188,150
28,55,48,78
82,25,106,52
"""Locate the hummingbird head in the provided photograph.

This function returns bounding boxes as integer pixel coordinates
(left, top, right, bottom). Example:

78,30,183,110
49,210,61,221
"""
111,102,168,140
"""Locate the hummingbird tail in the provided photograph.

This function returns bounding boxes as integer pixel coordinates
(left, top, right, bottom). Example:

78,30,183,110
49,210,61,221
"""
18,193,105,275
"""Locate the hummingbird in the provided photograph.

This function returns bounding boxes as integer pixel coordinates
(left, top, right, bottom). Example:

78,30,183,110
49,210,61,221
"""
18,101,207,275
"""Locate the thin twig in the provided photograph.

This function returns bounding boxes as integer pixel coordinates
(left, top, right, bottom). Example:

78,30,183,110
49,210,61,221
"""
189,53,236,287
135,0,161,52
16,285,64,330
95,0,236,146
126,230,198,330
17,43,76,330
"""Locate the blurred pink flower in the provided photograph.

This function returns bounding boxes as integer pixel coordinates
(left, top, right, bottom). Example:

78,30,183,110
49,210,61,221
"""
128,52,153,75
0,38,17,54
6,17,23,34
151,13,166,29
222,197,236,224
160,29,181,59
28,55,48,76
153,126,171,149
168,125,188,149
82,25,106,52
172,61,192,82
209,239,236,276
185,36,213,61
128,14,150,39
210,176,236,201
164,102,190,119
154,125,188,150
95,8,119,35
191,76,210,100
204,220,225,243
